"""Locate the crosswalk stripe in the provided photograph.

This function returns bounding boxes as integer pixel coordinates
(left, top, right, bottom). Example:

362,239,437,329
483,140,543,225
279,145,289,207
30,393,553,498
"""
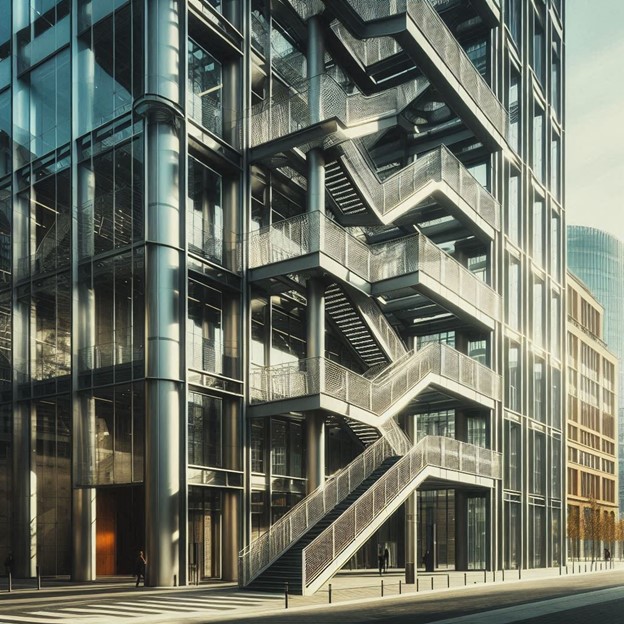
110,602,174,613
129,600,213,612
8,614,72,623
59,607,136,617
163,596,258,606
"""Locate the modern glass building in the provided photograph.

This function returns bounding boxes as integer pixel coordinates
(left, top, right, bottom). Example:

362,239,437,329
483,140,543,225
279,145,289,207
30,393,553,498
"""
0,0,565,590
568,226,624,513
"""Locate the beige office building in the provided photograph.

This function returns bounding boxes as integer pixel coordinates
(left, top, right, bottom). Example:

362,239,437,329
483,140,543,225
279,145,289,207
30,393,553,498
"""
567,272,618,559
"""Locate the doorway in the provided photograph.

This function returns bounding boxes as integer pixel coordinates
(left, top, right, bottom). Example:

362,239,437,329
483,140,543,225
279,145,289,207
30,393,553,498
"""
96,486,144,575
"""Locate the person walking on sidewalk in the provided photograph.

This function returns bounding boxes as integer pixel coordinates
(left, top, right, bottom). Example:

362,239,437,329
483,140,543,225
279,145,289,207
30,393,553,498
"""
377,545,384,576
384,547,390,572
135,551,147,587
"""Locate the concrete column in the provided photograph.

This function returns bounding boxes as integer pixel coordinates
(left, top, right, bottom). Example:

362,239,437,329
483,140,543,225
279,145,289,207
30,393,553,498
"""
305,16,326,495
404,415,417,583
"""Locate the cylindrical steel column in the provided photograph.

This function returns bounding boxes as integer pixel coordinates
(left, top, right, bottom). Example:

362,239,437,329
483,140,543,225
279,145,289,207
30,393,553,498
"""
12,403,36,578
72,487,96,581
404,415,417,583
141,0,184,588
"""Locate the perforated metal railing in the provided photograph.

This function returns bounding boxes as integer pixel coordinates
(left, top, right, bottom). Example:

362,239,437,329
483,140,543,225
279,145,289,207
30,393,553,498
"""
249,73,428,147
239,427,411,587
334,142,500,231
330,22,402,69
349,291,407,363
249,341,501,414
302,435,502,589
247,211,500,320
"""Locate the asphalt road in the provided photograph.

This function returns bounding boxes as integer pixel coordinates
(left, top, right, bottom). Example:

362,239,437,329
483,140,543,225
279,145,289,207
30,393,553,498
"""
214,571,624,624
0,570,623,624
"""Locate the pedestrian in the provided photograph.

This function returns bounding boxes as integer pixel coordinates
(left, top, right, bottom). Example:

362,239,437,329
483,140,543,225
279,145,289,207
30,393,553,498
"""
135,550,146,587
377,545,384,576
604,548,611,562
4,552,13,577
384,547,390,572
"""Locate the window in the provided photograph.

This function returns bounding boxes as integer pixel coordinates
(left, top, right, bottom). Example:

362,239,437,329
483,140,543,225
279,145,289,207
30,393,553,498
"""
532,433,545,495
505,0,521,49
532,105,545,183
508,69,520,152
505,421,521,490
188,393,223,468
532,199,545,267
532,277,544,346
506,341,521,412
550,212,561,280
188,39,223,136
28,49,71,158
465,40,488,79
550,135,561,201
187,156,223,264
506,169,521,244
505,254,521,330
532,17,545,86
0,89,10,175
551,42,561,118
532,358,545,422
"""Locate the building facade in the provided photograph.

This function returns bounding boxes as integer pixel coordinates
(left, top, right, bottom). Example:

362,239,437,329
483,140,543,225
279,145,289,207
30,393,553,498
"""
568,226,624,513
566,272,618,559
0,0,565,589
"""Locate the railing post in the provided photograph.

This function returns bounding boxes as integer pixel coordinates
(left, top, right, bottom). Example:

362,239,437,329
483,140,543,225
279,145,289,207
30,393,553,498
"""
328,583,332,604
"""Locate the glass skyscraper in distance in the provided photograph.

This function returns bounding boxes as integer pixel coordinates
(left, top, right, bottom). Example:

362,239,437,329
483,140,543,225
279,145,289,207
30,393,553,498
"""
0,0,565,590
568,225,624,512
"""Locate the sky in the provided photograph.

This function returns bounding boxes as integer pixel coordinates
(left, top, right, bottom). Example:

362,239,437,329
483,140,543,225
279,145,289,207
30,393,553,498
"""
565,0,624,238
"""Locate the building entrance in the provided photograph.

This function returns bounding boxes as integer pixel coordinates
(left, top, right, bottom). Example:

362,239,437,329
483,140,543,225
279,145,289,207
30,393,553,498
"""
96,486,144,576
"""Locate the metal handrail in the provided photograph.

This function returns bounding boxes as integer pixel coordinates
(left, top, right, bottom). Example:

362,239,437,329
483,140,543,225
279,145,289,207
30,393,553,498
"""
239,432,406,586
249,342,501,413
249,72,428,147
248,211,500,320
334,141,500,231
302,435,502,588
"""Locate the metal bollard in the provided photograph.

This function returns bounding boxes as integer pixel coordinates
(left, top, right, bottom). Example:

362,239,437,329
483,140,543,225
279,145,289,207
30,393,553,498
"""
483,570,487,584
381,579,384,597
417,578,419,592
328,583,332,604
464,572,467,586
519,567,522,580
7,571,11,593
399,580,402,595
431,576,433,590
284,582,289,609
174,574,177,587
447,574,450,588
37,566,41,590
502,569,505,582
493,570,496,582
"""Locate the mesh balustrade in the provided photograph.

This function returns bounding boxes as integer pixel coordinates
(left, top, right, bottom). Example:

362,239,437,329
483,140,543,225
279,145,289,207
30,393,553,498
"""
333,142,499,231
281,0,507,139
249,74,427,147
249,342,501,415
302,435,502,590
239,431,409,586
247,211,500,320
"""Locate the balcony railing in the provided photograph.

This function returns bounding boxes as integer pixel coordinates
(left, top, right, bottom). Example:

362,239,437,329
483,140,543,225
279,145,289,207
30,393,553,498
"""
250,342,500,415
248,211,500,321
302,435,502,590
79,340,141,370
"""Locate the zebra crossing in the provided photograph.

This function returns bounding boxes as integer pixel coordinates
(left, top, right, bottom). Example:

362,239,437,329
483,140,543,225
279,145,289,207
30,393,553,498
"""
0,590,283,623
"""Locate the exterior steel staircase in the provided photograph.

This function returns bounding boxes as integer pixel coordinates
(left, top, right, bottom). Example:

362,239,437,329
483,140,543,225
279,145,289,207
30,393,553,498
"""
248,211,500,330
240,435,501,594
325,141,499,239
282,0,508,150
248,341,500,427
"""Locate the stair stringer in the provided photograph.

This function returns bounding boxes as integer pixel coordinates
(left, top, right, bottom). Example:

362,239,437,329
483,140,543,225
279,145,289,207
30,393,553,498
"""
302,463,497,595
